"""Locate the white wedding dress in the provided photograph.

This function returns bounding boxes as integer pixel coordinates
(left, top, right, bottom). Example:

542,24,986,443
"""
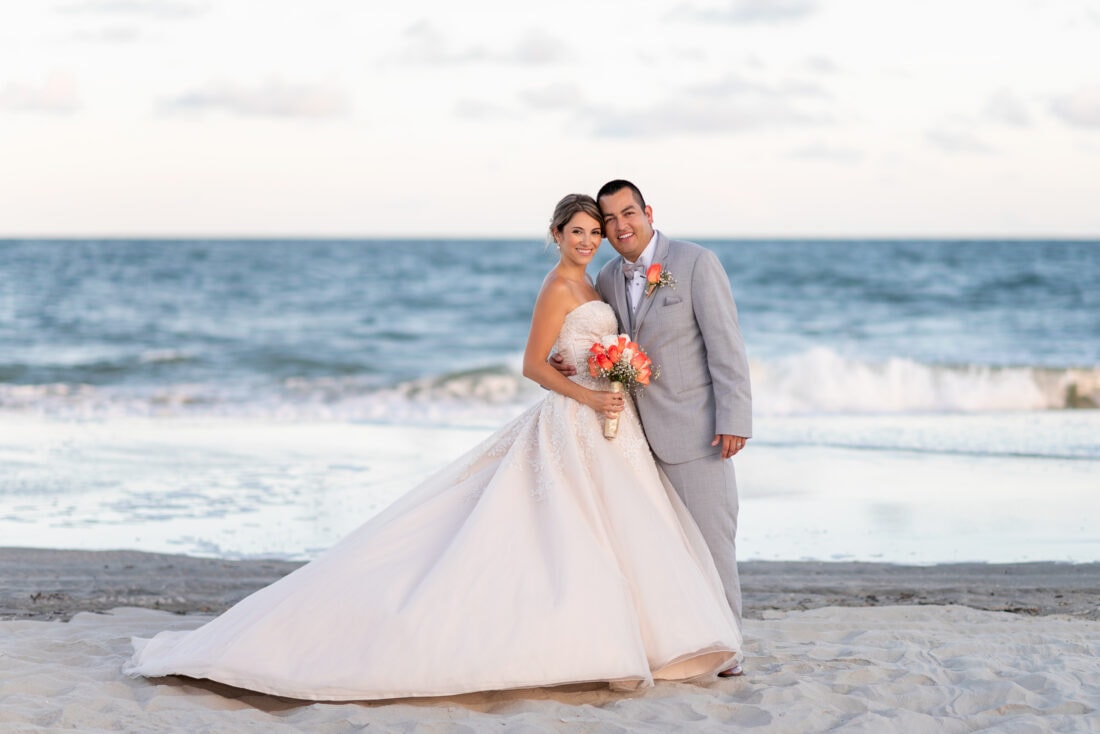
125,301,741,700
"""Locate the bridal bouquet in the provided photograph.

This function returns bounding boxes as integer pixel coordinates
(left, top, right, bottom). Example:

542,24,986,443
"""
587,334,655,439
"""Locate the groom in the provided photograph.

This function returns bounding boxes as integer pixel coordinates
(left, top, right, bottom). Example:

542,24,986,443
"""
554,180,752,674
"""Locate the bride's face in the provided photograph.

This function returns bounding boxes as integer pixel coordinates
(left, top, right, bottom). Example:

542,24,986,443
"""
555,212,602,267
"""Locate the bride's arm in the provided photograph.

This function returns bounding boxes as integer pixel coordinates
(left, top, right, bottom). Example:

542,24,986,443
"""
522,282,623,419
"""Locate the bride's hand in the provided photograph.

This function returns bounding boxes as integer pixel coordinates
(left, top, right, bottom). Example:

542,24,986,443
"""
588,388,625,418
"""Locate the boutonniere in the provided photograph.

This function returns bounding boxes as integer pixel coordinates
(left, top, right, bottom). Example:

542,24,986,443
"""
644,263,676,297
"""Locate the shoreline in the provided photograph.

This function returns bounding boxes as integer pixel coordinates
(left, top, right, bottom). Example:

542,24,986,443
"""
5,414,1098,564
4,547,1097,622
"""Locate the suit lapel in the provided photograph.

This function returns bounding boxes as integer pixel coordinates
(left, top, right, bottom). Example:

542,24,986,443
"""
631,232,670,336
609,256,631,335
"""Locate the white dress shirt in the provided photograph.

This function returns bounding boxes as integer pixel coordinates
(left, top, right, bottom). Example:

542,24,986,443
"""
625,231,659,314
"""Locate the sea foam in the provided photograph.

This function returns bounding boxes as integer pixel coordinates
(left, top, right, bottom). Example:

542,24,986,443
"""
750,348,1100,415
2,350,1096,424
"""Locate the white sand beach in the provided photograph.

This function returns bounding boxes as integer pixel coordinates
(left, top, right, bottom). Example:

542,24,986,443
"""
1,550,1098,732
1,603,1097,733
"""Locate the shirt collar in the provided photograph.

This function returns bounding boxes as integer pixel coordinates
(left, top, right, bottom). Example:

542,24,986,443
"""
631,230,659,269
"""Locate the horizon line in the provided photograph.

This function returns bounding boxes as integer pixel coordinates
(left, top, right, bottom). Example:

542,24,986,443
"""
4,234,1100,242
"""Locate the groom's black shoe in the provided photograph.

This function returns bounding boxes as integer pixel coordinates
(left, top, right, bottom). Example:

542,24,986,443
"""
718,664,743,678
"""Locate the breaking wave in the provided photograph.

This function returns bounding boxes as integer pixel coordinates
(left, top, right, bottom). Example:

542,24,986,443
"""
1,350,1096,423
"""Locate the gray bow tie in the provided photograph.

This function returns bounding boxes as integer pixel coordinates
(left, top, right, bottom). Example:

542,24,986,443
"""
622,260,646,280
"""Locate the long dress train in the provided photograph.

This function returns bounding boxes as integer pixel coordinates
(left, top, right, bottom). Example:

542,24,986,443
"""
125,300,741,700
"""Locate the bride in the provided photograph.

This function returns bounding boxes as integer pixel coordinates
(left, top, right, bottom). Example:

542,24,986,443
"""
125,194,742,701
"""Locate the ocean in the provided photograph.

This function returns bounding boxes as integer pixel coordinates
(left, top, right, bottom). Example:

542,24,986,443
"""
2,238,1098,562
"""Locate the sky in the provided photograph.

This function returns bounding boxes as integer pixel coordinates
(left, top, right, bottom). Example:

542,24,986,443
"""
1,0,1098,238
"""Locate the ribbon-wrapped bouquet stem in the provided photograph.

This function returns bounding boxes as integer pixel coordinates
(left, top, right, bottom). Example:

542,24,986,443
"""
587,334,655,439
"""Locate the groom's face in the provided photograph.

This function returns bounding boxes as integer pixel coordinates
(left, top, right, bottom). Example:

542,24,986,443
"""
599,188,654,262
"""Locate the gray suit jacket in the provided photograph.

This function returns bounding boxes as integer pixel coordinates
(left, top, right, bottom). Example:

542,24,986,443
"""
596,232,752,465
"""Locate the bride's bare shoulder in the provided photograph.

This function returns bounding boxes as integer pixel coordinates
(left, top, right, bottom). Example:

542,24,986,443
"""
536,272,579,309
526,275,571,328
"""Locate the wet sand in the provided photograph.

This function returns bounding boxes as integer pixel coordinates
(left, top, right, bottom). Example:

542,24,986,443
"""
3,547,1097,622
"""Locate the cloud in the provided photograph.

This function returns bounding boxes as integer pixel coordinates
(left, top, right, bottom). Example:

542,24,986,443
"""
388,22,564,67
925,128,994,154
697,74,831,99
389,20,489,66
591,72,832,137
161,79,350,119
453,98,515,120
675,0,819,24
592,97,826,137
55,0,207,18
1050,85,1100,129
505,30,565,66
71,26,142,43
455,80,584,122
0,72,79,114
804,55,840,75
519,83,586,110
791,142,864,163
670,47,710,64
984,89,1031,127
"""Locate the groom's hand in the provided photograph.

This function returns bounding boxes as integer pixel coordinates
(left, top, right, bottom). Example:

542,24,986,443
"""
549,352,577,377
713,434,747,459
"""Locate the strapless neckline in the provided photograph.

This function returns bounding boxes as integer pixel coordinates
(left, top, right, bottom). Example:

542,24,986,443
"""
565,299,607,320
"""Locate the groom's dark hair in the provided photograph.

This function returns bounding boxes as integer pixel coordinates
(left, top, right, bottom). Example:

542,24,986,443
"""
597,179,647,210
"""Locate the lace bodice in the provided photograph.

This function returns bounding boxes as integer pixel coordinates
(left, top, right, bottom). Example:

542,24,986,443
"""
553,300,618,386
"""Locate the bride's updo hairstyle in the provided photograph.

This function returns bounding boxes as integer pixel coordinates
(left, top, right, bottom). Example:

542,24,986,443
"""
548,193,602,245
